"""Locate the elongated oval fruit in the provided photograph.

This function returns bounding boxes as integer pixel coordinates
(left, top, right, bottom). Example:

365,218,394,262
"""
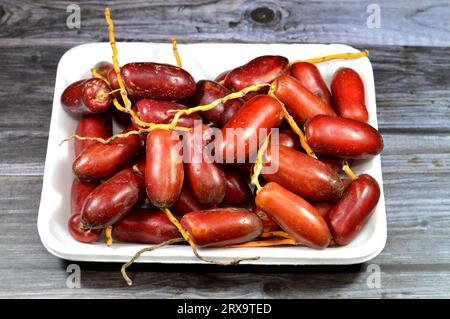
224,55,289,91
262,146,344,202
68,214,102,243
305,115,384,159
107,62,196,101
331,67,368,122
61,78,112,115
181,208,263,247
81,168,145,229
70,179,98,216
192,80,243,127
327,174,380,246
171,184,206,216
112,209,180,244
184,126,226,206
273,75,336,125
290,62,332,107
74,113,113,157
131,99,202,130
217,95,284,163
255,182,331,249
72,127,142,181
145,129,184,208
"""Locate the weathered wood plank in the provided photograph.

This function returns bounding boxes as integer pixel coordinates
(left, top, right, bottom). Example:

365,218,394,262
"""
0,1,450,47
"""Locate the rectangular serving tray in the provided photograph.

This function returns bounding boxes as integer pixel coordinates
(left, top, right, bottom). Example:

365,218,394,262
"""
38,42,386,264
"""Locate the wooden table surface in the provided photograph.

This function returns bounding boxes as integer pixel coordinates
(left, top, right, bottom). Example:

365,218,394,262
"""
0,0,449,298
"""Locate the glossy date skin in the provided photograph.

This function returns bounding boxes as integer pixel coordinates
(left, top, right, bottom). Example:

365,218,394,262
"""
305,115,384,159
145,129,184,208
331,67,368,122
327,174,380,246
68,214,102,243
273,75,336,125
224,55,289,91
70,179,98,216
183,126,226,206
217,95,284,162
81,168,145,229
222,169,253,206
181,208,263,247
255,182,331,249
72,127,142,181
290,62,332,107
262,146,344,202
74,113,113,157
192,80,243,127
112,209,180,244
131,99,202,130
107,62,196,101
61,78,112,115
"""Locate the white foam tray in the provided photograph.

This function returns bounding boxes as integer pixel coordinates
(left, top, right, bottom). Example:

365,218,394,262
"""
38,42,386,264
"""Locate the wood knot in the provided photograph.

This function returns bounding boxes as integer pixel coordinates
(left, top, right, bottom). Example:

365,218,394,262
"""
250,6,275,24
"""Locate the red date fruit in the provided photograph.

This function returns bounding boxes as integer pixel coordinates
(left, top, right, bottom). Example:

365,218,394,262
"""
184,126,226,206
181,208,263,247
255,182,331,249
131,99,201,130
305,115,384,159
145,129,184,208
327,174,380,246
107,62,196,101
224,55,289,91
74,113,113,157
73,127,142,181
81,168,145,229
290,62,332,107
273,75,336,125
192,80,243,127
217,95,284,162
68,214,102,243
61,78,112,115
112,209,180,244
331,67,368,122
70,179,98,216
262,146,344,202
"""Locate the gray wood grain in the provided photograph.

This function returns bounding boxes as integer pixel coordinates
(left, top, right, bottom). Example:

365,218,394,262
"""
0,177,449,298
0,0,449,299
1,0,450,47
